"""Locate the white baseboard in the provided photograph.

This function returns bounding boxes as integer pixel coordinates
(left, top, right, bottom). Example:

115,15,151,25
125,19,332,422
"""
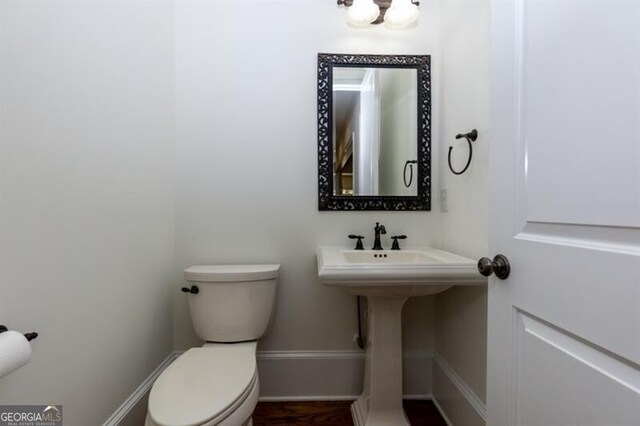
257,395,357,402
257,349,433,400
433,352,487,425
104,349,434,425
431,395,455,426
103,352,180,426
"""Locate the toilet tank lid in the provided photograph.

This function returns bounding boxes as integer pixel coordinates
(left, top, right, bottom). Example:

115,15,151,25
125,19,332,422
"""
184,264,280,282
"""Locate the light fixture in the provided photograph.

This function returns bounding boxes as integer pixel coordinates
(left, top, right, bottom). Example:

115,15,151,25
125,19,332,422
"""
337,0,420,29
384,0,420,29
346,0,380,27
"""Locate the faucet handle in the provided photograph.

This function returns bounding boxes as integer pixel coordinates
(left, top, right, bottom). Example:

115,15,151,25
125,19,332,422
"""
348,234,365,250
390,235,407,250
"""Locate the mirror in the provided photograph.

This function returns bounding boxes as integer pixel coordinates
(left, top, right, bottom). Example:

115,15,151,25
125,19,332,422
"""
318,54,431,211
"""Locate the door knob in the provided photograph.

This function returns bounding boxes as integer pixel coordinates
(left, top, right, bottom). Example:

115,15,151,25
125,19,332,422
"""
477,254,510,279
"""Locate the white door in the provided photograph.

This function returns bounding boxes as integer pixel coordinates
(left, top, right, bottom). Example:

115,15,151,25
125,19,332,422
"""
488,1,640,425
358,69,381,195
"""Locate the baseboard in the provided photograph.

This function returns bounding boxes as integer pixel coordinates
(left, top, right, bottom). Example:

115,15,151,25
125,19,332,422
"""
103,351,180,426
257,395,357,402
433,352,486,426
257,349,433,400
431,395,455,426
104,349,434,425
258,393,432,402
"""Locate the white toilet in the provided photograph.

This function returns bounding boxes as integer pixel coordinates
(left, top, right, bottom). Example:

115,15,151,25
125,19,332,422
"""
145,264,280,426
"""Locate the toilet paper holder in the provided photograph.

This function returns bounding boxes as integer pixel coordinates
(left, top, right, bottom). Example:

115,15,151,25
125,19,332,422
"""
0,325,38,342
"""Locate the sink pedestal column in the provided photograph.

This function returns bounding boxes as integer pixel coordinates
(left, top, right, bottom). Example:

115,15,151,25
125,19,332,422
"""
351,296,410,426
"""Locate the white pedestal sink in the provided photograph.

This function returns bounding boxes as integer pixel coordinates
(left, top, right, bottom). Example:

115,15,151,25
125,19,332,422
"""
316,247,486,426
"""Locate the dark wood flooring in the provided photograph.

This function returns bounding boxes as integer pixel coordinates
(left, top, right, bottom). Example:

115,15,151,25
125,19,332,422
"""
253,400,447,426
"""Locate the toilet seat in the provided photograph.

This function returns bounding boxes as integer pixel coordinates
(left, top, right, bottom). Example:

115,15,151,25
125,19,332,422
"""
147,342,258,426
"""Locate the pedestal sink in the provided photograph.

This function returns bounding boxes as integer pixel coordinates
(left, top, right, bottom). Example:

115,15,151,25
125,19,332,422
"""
316,246,486,426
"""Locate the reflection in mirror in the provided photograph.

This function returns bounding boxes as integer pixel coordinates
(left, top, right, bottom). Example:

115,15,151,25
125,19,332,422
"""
333,67,417,196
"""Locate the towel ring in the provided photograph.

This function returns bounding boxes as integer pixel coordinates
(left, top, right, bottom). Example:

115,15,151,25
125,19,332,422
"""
448,129,478,175
403,160,417,187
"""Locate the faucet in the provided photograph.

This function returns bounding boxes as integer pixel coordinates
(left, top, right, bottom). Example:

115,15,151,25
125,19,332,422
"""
372,222,386,250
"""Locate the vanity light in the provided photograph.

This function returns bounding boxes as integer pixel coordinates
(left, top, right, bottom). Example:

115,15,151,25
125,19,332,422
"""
346,0,380,27
337,0,420,29
384,0,420,29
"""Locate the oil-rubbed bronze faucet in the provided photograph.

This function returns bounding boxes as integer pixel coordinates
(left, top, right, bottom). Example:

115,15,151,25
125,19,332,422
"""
390,235,407,250
372,222,387,250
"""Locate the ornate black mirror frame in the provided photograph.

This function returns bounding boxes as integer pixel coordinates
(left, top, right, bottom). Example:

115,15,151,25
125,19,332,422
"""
317,53,431,211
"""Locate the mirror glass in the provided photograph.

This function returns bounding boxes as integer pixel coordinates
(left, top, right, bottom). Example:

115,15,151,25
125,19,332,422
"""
332,67,417,197
317,53,430,211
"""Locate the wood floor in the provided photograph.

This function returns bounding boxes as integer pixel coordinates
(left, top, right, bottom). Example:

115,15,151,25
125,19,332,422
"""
252,400,447,426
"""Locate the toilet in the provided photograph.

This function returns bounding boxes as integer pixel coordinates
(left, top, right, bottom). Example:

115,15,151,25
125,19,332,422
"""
145,264,280,426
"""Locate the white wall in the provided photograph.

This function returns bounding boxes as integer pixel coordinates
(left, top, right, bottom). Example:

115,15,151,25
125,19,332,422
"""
434,1,490,425
0,2,175,425
173,0,441,357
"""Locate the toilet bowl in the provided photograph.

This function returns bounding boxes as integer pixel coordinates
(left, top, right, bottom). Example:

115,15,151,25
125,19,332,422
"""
146,264,279,426
145,342,259,426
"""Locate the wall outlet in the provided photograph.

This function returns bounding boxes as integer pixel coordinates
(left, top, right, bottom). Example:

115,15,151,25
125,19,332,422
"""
440,188,448,212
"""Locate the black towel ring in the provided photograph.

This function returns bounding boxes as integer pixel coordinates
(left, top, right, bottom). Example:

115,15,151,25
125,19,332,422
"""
448,129,478,175
403,160,417,187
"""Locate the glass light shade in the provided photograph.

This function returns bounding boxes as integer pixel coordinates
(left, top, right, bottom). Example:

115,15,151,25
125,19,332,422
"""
384,0,419,30
347,0,380,28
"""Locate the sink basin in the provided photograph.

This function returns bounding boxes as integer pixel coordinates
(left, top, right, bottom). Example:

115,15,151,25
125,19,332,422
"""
316,246,486,426
317,246,484,297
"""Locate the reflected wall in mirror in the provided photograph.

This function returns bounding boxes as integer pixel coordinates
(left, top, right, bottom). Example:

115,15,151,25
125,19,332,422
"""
318,54,431,211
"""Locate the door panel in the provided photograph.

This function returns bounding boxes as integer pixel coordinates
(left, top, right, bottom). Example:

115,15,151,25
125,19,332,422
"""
516,312,640,426
513,240,639,362
488,1,640,425
522,1,640,228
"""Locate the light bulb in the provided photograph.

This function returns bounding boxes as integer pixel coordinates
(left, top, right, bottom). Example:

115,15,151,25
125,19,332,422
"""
384,0,419,30
347,0,380,28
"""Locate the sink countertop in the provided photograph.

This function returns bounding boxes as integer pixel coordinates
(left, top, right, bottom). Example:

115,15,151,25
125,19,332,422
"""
316,246,487,287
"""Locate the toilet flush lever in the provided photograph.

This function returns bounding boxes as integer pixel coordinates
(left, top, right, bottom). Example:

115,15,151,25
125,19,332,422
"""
181,285,199,294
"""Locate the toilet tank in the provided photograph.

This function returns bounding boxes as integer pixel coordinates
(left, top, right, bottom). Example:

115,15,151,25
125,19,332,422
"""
183,265,279,342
